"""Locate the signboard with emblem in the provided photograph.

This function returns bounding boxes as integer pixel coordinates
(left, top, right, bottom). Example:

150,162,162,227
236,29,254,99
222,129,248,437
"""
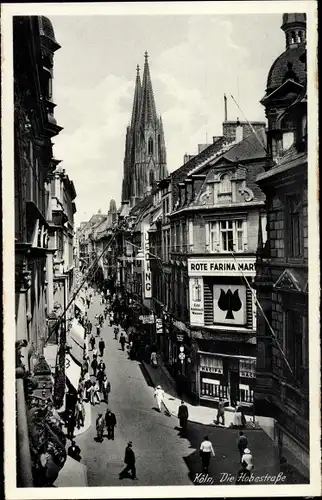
213,283,246,326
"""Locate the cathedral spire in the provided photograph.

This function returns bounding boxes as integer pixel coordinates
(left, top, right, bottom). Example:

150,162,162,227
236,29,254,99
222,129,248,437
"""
130,64,142,128
139,51,158,129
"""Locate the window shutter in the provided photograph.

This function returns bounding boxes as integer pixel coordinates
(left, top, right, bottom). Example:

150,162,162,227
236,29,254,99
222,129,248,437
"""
243,219,248,251
213,222,219,252
205,223,210,252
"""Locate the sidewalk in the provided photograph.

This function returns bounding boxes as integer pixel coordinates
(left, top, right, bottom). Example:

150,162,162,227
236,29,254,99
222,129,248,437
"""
141,358,261,429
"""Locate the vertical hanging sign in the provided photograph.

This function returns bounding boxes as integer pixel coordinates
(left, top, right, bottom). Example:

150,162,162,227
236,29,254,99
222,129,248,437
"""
143,223,152,298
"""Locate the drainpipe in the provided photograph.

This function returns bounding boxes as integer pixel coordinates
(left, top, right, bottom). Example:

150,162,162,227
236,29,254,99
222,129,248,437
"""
16,369,33,487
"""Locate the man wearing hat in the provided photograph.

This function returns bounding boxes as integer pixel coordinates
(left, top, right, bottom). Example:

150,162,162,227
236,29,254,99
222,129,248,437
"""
119,441,137,480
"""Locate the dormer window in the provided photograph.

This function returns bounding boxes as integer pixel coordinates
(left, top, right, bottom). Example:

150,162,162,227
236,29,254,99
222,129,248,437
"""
281,114,295,152
220,174,232,194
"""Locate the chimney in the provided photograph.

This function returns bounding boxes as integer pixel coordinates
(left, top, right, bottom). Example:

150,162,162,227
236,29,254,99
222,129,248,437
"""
212,136,222,143
184,154,195,164
235,117,243,143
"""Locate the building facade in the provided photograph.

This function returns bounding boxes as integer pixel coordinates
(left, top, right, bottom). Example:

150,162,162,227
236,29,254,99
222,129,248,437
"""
14,16,67,487
254,13,309,479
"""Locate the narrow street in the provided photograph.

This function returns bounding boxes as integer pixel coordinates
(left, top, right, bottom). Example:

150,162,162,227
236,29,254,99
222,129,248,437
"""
75,292,280,487
76,293,191,486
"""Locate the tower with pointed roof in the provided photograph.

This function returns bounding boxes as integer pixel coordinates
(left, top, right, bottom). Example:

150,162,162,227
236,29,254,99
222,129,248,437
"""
122,52,167,207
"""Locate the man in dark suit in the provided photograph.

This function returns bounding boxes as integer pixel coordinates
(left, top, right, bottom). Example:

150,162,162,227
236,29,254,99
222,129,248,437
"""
119,442,137,480
105,409,117,440
68,440,81,462
177,400,189,435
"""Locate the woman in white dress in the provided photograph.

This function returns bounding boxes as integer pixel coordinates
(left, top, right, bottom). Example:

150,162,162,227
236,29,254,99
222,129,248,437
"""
154,385,165,412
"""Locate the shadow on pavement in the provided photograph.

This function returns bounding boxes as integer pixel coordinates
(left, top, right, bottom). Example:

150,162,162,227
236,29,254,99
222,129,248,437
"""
138,363,154,387
179,418,303,486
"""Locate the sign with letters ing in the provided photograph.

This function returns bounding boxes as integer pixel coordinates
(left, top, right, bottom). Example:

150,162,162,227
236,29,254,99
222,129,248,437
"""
188,257,256,277
142,223,152,299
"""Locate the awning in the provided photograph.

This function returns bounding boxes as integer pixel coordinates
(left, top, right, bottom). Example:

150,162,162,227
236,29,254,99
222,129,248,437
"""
54,456,88,487
69,318,84,343
74,299,85,313
65,354,81,391
67,319,85,366
43,345,58,373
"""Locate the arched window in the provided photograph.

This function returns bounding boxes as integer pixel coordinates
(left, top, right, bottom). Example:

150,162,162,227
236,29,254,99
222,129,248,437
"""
298,31,303,43
291,31,296,44
220,174,231,193
148,137,154,155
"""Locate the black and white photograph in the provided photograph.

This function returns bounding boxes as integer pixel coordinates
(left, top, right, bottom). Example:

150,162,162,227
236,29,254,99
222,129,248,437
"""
2,1,319,498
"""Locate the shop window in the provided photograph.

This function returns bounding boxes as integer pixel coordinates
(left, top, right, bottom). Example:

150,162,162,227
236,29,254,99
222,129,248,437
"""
200,355,223,374
239,359,256,378
238,384,254,403
201,378,228,398
286,195,302,258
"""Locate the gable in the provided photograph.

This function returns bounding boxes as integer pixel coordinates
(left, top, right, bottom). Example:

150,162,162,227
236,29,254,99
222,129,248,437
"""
273,268,307,293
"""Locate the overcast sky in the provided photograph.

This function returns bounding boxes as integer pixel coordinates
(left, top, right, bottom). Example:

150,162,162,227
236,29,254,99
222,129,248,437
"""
50,14,285,226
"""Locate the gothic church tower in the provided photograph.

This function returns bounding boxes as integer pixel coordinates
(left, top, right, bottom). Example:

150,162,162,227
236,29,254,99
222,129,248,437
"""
122,52,167,207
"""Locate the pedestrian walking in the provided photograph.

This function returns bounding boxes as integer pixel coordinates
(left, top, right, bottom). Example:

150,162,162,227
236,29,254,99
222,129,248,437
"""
237,431,248,461
120,332,126,351
98,338,105,357
102,376,111,403
154,385,165,412
105,409,117,439
235,461,251,484
92,347,98,359
90,381,101,406
89,335,95,351
84,376,92,401
215,398,225,425
96,413,105,442
86,297,90,309
99,313,104,327
97,364,106,393
199,436,215,473
178,400,189,434
114,325,119,340
241,447,254,471
150,350,158,368
75,397,85,429
68,440,81,462
119,442,137,480
91,357,98,377
87,320,92,336
110,311,114,326
66,410,76,440
96,324,101,337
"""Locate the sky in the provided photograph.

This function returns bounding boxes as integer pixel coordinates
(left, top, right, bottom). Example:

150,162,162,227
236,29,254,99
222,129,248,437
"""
50,14,285,226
